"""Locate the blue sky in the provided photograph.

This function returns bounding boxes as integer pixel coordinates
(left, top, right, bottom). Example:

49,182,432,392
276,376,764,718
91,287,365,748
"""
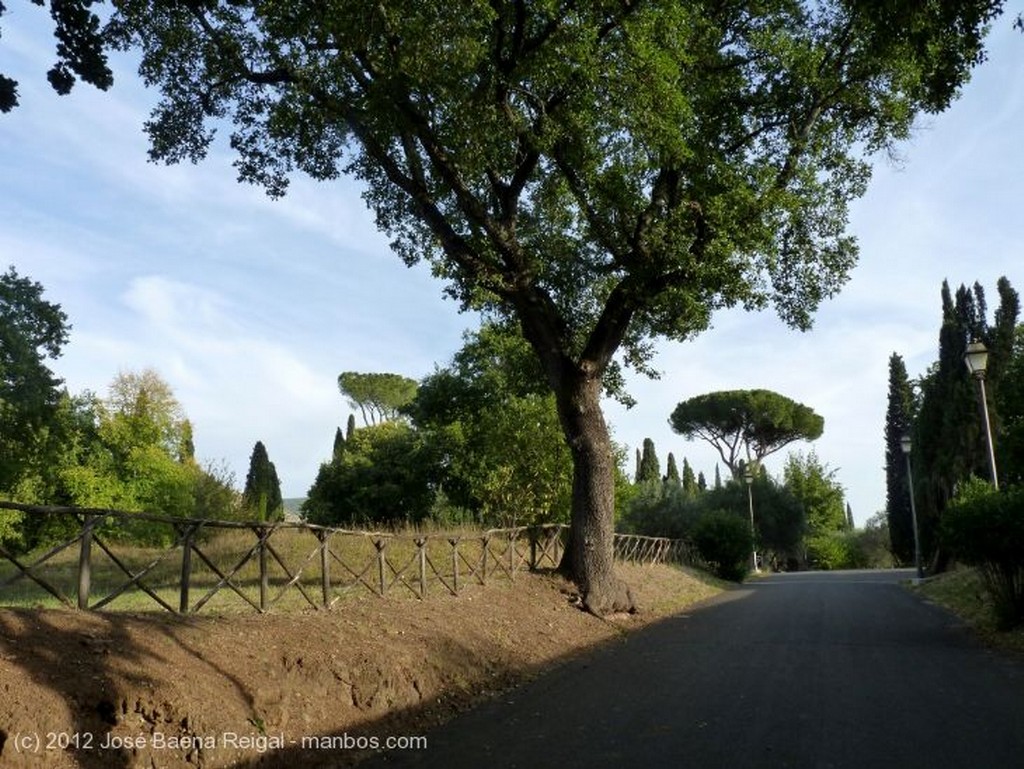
2,6,1023,525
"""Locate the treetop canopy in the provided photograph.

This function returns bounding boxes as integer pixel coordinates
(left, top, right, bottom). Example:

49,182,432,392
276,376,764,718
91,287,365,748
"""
107,0,1002,378
670,388,824,476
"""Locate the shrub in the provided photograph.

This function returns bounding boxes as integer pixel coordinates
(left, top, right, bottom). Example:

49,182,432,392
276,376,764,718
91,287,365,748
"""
941,480,1024,630
0,507,23,547
806,532,855,570
692,510,752,582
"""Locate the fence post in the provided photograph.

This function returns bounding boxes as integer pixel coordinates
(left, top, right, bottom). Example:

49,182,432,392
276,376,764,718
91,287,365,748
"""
529,528,538,571
180,525,194,614
318,530,331,609
480,535,489,584
416,538,427,599
77,515,96,610
375,538,387,597
508,531,516,580
449,537,460,595
257,526,269,612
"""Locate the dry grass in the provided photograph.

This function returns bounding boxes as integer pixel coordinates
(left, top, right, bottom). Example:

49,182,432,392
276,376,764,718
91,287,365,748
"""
912,567,1024,655
0,521,570,614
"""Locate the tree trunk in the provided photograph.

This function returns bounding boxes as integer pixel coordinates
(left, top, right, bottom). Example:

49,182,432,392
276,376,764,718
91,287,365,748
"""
554,373,636,615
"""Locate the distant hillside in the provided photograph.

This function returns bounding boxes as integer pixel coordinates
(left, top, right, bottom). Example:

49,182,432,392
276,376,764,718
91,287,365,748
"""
282,498,306,521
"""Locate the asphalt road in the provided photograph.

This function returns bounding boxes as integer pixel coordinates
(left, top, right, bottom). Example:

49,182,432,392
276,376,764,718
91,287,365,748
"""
364,570,1024,769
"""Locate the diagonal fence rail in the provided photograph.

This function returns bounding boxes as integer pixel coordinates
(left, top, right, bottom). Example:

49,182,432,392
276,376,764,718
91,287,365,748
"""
0,502,700,615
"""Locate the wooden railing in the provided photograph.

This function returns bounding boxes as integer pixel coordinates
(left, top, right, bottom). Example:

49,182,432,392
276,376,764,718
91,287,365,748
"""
0,502,699,615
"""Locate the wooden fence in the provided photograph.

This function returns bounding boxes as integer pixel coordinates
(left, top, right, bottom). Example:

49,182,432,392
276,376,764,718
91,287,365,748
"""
0,501,700,615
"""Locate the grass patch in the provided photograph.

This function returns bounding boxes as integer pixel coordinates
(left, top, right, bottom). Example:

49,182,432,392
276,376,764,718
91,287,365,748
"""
0,522,567,614
913,567,1024,655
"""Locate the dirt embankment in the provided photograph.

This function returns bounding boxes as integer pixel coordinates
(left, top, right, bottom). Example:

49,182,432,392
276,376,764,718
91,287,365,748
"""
0,565,723,769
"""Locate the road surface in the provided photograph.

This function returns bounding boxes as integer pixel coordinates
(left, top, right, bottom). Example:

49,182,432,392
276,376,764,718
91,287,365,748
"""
364,570,1024,769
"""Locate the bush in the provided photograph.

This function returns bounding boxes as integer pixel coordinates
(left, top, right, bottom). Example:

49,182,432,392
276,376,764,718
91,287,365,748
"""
692,510,752,582
0,507,23,547
806,532,855,570
941,480,1024,630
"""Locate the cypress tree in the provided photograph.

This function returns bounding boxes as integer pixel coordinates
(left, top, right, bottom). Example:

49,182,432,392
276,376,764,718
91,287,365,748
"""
346,413,357,442
332,426,345,459
243,440,283,522
637,438,661,484
178,419,195,463
665,453,681,486
682,457,697,495
991,278,1020,483
885,353,915,564
911,279,1018,565
697,471,707,492
714,464,722,489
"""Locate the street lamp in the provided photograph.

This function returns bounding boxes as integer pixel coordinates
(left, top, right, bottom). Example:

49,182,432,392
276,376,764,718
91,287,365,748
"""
964,340,999,489
899,434,923,580
744,466,759,573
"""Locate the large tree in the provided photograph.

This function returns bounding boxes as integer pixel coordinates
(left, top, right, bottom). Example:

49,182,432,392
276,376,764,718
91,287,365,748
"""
109,0,1000,613
670,389,824,479
0,266,70,492
636,438,661,485
303,421,438,526
783,450,846,538
407,322,572,527
242,440,283,521
996,325,1024,487
912,278,1019,566
884,353,916,564
337,371,418,426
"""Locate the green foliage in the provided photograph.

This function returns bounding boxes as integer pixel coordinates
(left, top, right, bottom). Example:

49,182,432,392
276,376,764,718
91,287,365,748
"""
303,421,438,527
884,352,917,561
0,507,22,546
338,372,418,426
911,279,1019,565
885,353,916,563
805,533,854,571
942,480,1024,629
692,510,752,582
108,0,1002,600
996,325,1024,487
0,1,113,113
681,458,697,495
783,450,847,537
622,473,804,569
621,481,698,542
852,512,897,570
5,369,228,548
637,438,661,485
192,460,240,520
665,453,681,489
671,390,824,479
407,322,572,527
0,266,70,493
242,441,283,522
452,394,572,527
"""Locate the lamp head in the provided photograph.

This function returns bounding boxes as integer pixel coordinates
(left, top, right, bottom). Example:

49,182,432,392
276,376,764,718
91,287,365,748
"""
965,340,989,379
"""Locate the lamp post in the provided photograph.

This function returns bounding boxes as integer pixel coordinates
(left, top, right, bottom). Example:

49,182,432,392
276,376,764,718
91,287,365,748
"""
964,340,999,489
899,434,923,580
744,466,759,573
